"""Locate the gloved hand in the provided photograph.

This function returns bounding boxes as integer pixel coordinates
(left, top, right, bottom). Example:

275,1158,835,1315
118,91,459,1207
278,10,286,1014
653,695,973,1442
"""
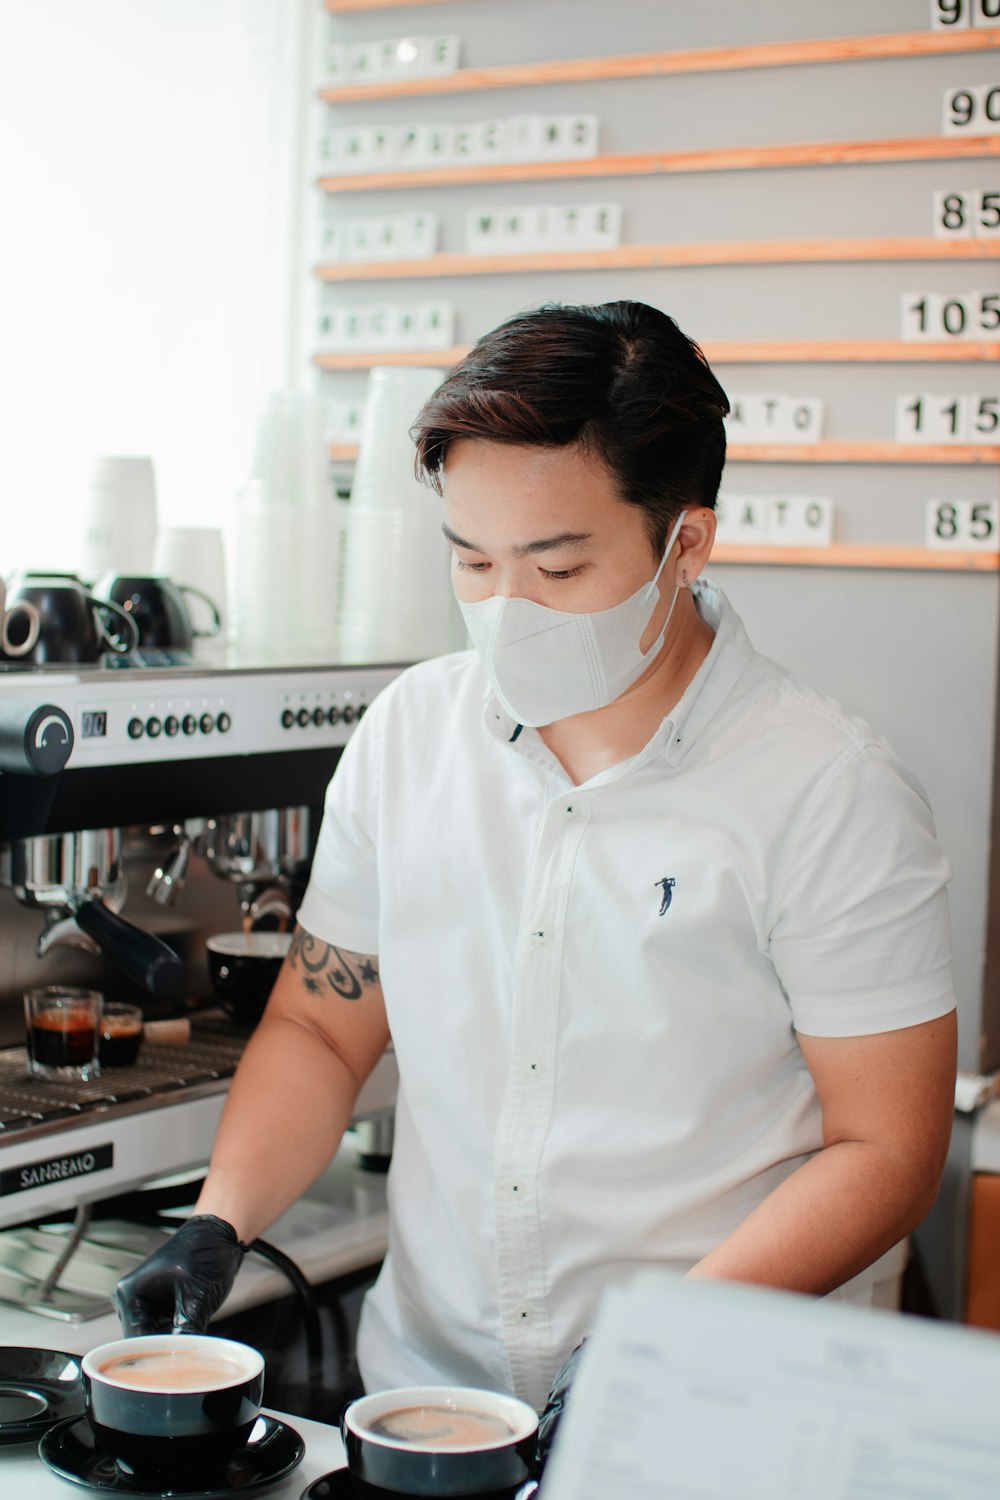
533,1339,586,1478
113,1214,248,1336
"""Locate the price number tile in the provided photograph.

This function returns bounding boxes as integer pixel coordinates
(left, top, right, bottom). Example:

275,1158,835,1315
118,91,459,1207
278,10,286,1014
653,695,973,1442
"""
931,0,1000,26
900,291,1000,340
925,499,1000,550
895,393,1000,442
943,84,1000,135
933,190,1000,238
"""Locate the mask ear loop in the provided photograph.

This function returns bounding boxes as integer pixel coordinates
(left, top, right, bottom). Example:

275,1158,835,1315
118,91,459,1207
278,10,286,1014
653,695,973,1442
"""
641,509,689,605
639,510,689,658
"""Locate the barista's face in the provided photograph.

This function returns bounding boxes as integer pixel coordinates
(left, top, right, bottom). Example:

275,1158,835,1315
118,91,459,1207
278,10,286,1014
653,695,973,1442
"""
441,440,670,617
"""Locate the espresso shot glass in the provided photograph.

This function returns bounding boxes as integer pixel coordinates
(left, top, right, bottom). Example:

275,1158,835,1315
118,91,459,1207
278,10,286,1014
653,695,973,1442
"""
98,1002,144,1068
24,987,103,1082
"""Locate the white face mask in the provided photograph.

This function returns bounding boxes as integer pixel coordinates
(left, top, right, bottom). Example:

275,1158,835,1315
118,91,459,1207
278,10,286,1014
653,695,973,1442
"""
457,510,688,728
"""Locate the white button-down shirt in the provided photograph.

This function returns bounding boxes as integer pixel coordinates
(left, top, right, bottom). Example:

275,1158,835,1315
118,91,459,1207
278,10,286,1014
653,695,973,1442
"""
297,580,955,1410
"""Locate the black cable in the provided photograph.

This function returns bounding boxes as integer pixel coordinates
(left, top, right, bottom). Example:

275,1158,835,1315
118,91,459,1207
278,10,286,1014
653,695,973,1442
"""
131,1212,324,1384
29,1186,328,1417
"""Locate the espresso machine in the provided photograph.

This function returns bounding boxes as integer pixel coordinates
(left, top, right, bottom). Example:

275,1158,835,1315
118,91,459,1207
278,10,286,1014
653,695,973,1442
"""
0,657,403,1324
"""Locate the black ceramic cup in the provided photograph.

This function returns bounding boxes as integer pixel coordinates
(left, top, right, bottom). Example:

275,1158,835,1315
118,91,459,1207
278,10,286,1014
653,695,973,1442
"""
5,576,137,663
93,574,220,652
206,931,291,1028
342,1386,539,1499
81,1334,264,1488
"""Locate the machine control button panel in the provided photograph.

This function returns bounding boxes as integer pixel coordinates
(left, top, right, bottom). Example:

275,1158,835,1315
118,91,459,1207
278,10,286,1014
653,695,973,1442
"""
279,696,369,734
0,667,401,768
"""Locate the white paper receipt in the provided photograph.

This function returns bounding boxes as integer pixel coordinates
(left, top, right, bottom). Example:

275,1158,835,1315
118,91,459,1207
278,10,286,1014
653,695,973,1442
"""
541,1272,1000,1499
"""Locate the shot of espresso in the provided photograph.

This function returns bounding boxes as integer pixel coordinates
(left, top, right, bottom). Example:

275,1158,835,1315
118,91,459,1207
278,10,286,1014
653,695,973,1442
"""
24,988,103,1081
366,1404,516,1449
96,1348,249,1391
30,1009,97,1069
98,1004,143,1067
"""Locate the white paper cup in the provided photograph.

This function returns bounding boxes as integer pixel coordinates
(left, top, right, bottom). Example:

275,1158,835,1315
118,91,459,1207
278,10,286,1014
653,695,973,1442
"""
80,456,158,581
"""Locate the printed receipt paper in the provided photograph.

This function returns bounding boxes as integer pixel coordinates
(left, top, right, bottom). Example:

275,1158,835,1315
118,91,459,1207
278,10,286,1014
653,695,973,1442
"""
541,1272,1000,1500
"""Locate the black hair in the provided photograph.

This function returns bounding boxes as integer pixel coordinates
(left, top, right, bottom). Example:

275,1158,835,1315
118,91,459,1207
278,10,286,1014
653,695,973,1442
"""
411,300,729,550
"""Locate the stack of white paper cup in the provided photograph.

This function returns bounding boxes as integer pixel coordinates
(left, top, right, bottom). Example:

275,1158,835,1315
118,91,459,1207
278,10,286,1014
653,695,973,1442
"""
79,456,158,582
230,392,343,665
339,365,455,663
231,493,344,667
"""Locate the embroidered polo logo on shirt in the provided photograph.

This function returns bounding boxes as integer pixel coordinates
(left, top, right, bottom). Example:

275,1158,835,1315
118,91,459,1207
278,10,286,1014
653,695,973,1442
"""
655,877,676,915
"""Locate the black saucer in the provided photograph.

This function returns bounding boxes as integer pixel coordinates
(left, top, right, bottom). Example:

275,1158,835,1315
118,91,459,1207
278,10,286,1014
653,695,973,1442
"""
300,1470,538,1500
0,1346,84,1445
40,1413,305,1496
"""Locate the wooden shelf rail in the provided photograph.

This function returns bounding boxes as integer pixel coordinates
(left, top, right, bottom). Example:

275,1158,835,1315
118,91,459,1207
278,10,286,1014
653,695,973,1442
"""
319,29,999,104
711,544,1000,571
330,441,1000,465
316,237,1000,282
328,0,463,11
319,136,1000,195
315,341,1000,371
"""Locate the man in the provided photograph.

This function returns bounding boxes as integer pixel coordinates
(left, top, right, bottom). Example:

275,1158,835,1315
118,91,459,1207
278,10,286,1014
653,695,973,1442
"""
117,301,956,1422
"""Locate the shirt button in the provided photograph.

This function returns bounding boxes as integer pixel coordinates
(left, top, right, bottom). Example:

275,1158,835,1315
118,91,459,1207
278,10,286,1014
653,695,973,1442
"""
565,803,576,815
530,930,545,943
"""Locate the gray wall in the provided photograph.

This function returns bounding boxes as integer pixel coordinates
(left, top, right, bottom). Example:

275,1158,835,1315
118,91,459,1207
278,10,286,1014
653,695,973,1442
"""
318,0,999,1079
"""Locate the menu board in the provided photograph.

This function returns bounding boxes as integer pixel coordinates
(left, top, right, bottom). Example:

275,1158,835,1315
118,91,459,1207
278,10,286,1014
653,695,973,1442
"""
543,1271,1000,1499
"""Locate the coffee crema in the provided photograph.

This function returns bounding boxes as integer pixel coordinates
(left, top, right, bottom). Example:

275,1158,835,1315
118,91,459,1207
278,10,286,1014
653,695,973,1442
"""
96,1350,248,1391
366,1404,516,1449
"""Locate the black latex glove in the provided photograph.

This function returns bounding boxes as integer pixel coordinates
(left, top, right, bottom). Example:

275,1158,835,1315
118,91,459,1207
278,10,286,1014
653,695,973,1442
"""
113,1214,248,1336
533,1339,585,1479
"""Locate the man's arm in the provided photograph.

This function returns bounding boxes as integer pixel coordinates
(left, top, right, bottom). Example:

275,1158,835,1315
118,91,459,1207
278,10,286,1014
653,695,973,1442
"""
688,1011,956,1294
193,924,390,1243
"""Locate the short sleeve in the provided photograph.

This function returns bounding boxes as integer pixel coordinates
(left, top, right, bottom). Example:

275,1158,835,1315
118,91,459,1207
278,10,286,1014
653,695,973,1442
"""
768,743,956,1037
295,699,383,954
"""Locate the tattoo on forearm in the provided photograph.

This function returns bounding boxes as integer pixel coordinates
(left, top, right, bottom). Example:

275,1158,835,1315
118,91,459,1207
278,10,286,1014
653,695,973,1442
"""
287,927,379,1001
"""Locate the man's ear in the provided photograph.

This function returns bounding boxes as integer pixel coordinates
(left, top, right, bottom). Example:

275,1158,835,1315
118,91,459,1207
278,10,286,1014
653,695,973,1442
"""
674,507,716,587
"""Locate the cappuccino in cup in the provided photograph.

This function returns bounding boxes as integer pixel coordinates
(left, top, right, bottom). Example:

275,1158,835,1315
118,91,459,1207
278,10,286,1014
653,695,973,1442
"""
95,1347,249,1391
366,1402,516,1448
82,1334,264,1487
343,1384,539,1496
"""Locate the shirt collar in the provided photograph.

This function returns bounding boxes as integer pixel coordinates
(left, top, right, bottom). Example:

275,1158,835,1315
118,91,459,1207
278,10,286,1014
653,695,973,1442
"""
481,576,755,772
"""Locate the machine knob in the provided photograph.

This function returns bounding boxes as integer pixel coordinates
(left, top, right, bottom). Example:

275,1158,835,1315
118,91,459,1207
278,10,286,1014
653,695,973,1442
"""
182,714,197,736
199,713,214,735
281,708,294,729
0,703,75,776
343,705,356,724
164,715,180,737
128,717,144,740
296,708,310,728
216,711,231,734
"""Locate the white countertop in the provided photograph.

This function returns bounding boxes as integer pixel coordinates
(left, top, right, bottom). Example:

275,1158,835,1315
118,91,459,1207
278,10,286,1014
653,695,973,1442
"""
0,1135,388,1353
0,1406,345,1500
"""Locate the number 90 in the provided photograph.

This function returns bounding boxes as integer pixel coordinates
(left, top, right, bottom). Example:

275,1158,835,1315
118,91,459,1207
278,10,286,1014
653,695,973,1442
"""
933,0,1000,25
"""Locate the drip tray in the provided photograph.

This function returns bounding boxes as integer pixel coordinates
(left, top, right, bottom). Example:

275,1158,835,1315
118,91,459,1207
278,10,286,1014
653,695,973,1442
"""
0,1017,249,1134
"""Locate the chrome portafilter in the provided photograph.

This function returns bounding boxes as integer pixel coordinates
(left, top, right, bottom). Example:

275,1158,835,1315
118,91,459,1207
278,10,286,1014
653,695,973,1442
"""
198,807,310,916
2,828,184,996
